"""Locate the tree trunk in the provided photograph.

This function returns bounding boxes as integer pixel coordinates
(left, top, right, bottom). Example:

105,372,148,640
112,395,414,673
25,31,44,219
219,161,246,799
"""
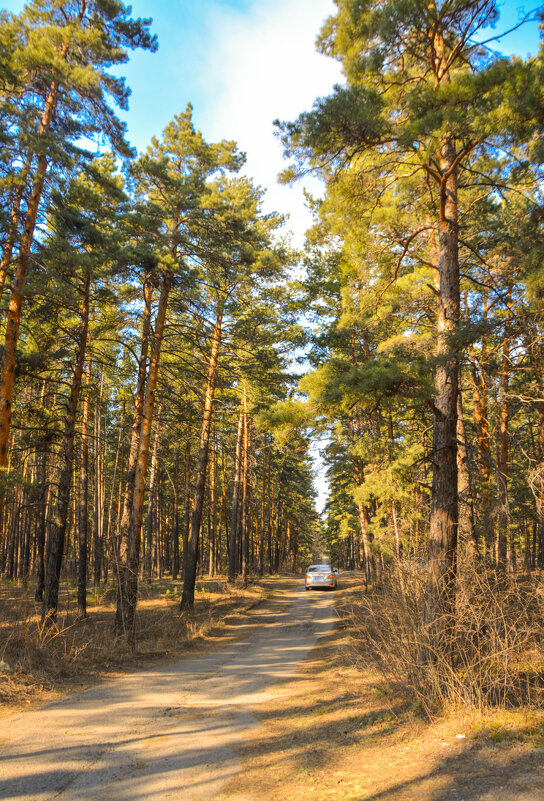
116,271,171,641
114,276,152,632
0,54,69,470
469,296,492,559
228,401,244,583
457,380,478,561
93,370,104,585
77,358,91,617
144,404,162,582
104,400,125,581
172,452,181,580
259,443,266,577
429,138,459,619
241,385,249,587
497,326,510,570
0,153,33,306
43,269,91,622
208,428,216,577
180,430,192,582
180,308,223,611
34,448,49,602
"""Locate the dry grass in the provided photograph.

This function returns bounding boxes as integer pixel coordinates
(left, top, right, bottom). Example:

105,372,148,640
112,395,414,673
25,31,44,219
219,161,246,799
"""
347,563,544,715
0,575,268,714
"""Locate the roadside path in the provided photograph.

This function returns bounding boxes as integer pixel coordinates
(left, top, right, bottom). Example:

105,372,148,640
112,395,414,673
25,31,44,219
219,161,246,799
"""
0,582,335,801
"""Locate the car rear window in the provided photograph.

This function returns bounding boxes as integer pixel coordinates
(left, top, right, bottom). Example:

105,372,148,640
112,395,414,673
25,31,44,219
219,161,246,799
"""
308,565,331,572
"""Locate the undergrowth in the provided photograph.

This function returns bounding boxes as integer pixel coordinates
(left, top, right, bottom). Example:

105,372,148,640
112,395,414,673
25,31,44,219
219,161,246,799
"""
349,563,544,716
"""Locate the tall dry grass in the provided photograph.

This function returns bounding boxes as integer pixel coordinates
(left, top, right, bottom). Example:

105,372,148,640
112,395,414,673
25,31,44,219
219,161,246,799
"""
349,562,544,715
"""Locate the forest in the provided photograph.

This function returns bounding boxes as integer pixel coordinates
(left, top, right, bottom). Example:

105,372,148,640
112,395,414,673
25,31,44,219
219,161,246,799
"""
1,0,544,714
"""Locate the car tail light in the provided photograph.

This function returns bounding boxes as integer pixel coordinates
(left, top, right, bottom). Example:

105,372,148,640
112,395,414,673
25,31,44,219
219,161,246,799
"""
305,574,311,579
328,574,334,579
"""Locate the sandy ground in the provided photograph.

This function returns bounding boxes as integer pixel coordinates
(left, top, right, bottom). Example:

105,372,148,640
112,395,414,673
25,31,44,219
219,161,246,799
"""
0,581,335,801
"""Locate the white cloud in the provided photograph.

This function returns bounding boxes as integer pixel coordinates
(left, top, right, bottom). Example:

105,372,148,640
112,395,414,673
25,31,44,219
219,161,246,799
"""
198,0,342,246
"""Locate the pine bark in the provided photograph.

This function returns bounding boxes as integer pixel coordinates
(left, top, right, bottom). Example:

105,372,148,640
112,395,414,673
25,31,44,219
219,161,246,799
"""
428,138,459,618
208,429,216,577
497,327,511,570
144,405,162,582
77,359,91,617
228,402,244,582
92,371,104,584
180,308,223,611
0,153,33,306
116,271,171,640
114,276,152,633
43,270,91,622
457,381,478,561
180,431,193,581
241,385,249,586
0,41,70,471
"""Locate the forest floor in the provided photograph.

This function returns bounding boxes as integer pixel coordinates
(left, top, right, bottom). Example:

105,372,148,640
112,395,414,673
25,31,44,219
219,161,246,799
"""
0,574,271,715
1,574,544,799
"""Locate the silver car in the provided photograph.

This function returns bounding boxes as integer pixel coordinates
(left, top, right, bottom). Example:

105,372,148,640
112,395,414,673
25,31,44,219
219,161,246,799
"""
305,564,337,591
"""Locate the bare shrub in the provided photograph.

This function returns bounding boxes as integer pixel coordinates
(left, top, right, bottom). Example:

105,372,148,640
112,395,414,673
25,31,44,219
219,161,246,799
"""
349,562,544,715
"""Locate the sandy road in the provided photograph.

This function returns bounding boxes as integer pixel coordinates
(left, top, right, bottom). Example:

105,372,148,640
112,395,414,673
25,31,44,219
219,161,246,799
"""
0,582,335,801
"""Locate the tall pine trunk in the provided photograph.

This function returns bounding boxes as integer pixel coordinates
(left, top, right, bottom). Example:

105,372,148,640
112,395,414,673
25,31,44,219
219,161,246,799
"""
116,272,171,640
114,276,152,632
181,308,223,611
78,359,91,617
0,154,33,306
457,380,478,561
228,402,244,582
429,138,459,619
43,270,91,622
241,385,249,586
208,429,216,577
145,405,162,582
497,324,511,570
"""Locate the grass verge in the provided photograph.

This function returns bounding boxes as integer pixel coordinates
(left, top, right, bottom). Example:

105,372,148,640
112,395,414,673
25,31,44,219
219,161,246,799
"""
0,575,269,715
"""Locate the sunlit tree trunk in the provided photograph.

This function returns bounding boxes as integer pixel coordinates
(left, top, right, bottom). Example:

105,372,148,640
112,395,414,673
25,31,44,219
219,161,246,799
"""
145,404,162,582
208,429,216,577
228,402,244,583
0,39,71,471
457,380,478,561
93,370,104,584
114,276,152,633
0,153,33,306
428,137,459,619
497,324,511,570
241,385,249,587
181,430,192,581
116,272,170,640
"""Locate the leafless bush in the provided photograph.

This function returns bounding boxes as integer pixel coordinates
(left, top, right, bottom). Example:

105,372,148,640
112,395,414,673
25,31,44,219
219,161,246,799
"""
349,562,544,715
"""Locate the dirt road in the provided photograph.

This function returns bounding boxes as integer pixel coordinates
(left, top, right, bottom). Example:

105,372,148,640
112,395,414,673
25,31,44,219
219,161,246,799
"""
0,582,335,801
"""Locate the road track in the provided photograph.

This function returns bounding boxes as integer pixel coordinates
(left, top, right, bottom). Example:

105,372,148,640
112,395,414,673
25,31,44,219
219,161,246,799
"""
0,583,335,801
